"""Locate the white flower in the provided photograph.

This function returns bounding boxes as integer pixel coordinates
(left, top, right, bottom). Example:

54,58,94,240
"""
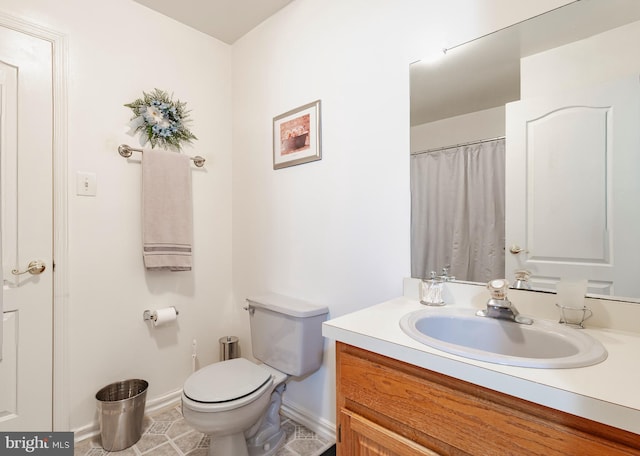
144,105,164,124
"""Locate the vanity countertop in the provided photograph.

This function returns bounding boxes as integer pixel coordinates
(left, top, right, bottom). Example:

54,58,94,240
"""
322,295,640,435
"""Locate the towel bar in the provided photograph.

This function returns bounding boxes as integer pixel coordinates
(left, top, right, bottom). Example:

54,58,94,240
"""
118,144,205,168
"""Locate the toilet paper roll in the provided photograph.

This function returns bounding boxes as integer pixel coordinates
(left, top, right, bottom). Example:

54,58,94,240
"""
152,307,177,327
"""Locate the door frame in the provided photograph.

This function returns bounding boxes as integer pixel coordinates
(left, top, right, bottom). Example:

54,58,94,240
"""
0,12,69,431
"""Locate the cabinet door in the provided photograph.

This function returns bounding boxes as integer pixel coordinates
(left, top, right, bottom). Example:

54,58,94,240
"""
339,409,440,456
337,342,640,455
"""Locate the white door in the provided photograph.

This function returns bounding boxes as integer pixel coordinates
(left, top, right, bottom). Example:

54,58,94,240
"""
505,75,640,296
0,26,54,431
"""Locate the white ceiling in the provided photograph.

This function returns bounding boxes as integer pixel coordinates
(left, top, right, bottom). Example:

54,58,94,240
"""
133,0,294,44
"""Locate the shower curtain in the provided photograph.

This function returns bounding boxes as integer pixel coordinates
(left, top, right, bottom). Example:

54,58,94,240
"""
410,138,505,283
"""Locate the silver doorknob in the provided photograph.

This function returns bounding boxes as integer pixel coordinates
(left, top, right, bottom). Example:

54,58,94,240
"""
11,260,46,276
509,245,528,255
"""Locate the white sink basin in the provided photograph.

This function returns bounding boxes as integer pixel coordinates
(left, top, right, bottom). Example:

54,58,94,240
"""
399,308,607,368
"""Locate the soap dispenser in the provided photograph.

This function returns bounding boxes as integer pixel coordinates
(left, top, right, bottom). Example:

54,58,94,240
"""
419,271,445,306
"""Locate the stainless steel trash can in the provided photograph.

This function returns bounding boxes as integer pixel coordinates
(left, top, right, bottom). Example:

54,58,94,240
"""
219,336,239,361
96,379,148,452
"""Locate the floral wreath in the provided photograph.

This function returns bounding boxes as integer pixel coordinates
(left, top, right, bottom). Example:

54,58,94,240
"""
125,89,197,151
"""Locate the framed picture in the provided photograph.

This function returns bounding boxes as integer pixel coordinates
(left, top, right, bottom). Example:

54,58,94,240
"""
273,100,322,169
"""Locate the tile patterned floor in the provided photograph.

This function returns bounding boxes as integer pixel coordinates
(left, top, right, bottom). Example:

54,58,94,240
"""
74,404,334,456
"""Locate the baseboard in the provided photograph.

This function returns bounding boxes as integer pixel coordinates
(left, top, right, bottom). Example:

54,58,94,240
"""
139,388,183,416
281,399,336,443
73,387,337,449
72,388,182,442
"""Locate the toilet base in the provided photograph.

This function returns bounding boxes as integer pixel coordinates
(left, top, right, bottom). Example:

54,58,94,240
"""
248,429,285,456
246,383,287,456
209,432,248,456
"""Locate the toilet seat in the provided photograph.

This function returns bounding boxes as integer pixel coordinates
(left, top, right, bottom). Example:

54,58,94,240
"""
183,358,273,412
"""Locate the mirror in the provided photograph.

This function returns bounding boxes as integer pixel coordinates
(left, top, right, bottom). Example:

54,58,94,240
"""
410,0,640,300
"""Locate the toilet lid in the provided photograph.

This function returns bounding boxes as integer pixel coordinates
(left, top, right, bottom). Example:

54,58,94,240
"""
183,358,272,403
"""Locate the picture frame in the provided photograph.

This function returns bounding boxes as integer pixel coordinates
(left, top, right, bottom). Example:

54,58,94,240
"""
273,100,322,170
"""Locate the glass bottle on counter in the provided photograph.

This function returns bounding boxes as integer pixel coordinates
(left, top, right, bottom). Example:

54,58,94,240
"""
420,271,445,306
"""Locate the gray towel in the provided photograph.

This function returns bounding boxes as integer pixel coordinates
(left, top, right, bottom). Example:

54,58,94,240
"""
142,149,193,271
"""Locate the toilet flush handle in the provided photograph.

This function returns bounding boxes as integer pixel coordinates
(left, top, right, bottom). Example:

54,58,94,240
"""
243,305,255,315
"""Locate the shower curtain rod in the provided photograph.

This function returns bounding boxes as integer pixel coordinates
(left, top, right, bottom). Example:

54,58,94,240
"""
411,135,505,156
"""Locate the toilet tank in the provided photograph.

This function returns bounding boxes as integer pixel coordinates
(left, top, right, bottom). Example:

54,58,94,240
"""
246,293,329,377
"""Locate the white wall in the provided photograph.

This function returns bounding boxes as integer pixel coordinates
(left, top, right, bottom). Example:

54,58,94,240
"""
521,20,640,96
411,106,505,153
231,0,573,430
0,0,233,431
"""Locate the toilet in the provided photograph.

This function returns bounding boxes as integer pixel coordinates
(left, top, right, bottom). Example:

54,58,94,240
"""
181,293,328,456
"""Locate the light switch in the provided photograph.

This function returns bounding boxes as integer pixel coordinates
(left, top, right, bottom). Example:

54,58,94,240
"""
76,171,97,196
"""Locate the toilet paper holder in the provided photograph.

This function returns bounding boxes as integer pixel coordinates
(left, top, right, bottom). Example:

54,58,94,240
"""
143,306,180,322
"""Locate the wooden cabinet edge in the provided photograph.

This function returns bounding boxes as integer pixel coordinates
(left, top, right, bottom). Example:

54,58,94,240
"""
335,341,640,455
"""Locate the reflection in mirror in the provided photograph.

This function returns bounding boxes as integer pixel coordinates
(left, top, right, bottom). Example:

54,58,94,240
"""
410,0,640,300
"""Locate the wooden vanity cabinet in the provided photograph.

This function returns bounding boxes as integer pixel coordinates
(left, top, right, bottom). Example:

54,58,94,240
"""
336,342,640,455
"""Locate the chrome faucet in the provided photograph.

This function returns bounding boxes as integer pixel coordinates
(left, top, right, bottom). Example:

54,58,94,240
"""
476,279,532,325
438,265,455,282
